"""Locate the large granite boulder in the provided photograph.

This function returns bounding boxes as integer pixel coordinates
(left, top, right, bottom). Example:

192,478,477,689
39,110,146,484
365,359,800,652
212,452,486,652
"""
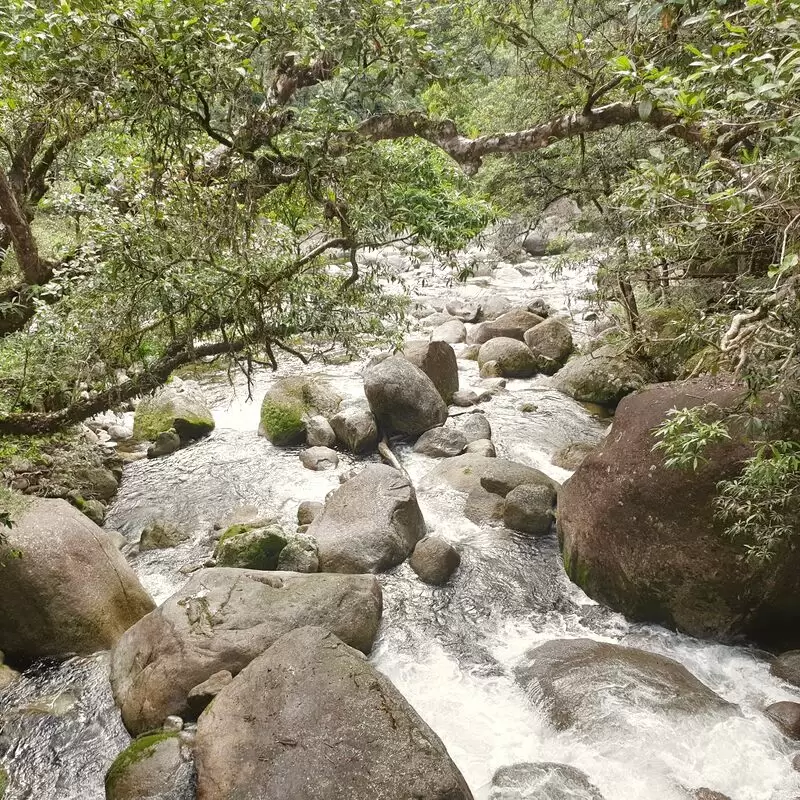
194,626,474,800
468,309,544,345
552,345,651,407
409,536,461,585
400,340,459,403
110,568,382,734
478,338,538,378
424,454,558,496
258,376,342,446
330,403,379,454
558,377,800,649
413,426,467,458
308,465,426,573
523,318,573,375
514,638,733,733
134,378,214,442
364,356,447,436
0,498,154,665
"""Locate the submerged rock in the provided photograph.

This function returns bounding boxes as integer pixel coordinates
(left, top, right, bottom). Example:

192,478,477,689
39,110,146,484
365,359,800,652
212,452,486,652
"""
110,568,382,734
309,465,426,573
139,519,190,551
134,379,215,442
364,355,448,436
490,762,605,800
409,536,461,585
194,627,474,800
0,498,154,665
258,376,341,446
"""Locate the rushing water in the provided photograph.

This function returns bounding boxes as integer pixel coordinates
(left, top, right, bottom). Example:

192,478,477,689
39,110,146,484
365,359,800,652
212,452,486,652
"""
2,250,800,800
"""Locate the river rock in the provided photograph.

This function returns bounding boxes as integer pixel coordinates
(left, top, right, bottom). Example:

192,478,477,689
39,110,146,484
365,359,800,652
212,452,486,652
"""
451,389,479,407
503,484,556,535
464,486,506,525
146,429,180,458
409,536,461,585
297,501,323,526
187,670,233,718
465,438,496,457
139,519,190,551
400,340,459,403
330,404,379,454
489,762,604,800
469,309,544,345
558,377,800,648
309,465,426,573
0,498,154,665
300,446,339,471
460,344,481,361
258,376,342,446
0,663,20,691
306,414,336,448
478,338,538,378
276,532,319,573
478,295,512,321
193,626,474,800
364,356,447,436
523,318,573,374
110,568,382,734
694,790,733,800
551,442,597,470
772,651,800,687
425,454,557,496
522,231,547,257
446,300,481,322
134,379,215,442
105,732,195,800
514,638,733,732
552,345,651,407
432,319,467,344
765,701,800,739
215,522,288,570
457,412,492,443
413,426,467,458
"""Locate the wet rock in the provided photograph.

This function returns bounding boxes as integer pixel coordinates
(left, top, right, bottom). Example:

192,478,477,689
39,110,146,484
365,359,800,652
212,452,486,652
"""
305,414,336,448
503,484,556,535
0,663,20,691
187,670,233,718
413,426,467,458
110,568,382,734
49,454,119,501
297,501,323,526
400,340,459,403
0,498,154,664
139,519,190,551
694,790,732,800
527,299,552,318
460,344,481,361
468,309,544,345
479,294,512,321
523,318,574,374
522,231,547,257
409,536,461,585
465,438,496,457
330,404,379,454
771,651,800,687
146,429,180,458
309,465,426,573
425,454,558,496
432,319,467,344
134,378,215,442
78,497,106,524
258,375,342,446
451,389,479,407
480,360,502,378
300,446,339,471
558,377,800,648
446,300,481,322
457,412,492,443
276,532,319,573
478,338,538,378
765,701,800,739
551,442,597,470
364,356,447,436
514,638,734,733
105,732,195,800
490,762,605,800
553,345,652,407
215,522,288,570
464,486,506,526
194,627,474,800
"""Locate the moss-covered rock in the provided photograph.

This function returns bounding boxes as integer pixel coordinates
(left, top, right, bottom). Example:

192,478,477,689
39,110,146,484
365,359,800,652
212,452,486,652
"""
215,522,288,570
134,378,214,443
477,337,538,378
258,376,342,446
139,520,190,551
0,766,7,799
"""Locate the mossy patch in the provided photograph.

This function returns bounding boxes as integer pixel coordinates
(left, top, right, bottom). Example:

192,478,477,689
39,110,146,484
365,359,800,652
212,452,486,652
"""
105,732,178,796
216,523,288,570
258,377,341,446
0,765,8,798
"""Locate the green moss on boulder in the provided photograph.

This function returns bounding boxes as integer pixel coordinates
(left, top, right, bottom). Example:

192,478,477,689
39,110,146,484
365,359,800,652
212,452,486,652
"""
258,376,342,446
215,522,288,570
105,732,177,796
134,378,214,442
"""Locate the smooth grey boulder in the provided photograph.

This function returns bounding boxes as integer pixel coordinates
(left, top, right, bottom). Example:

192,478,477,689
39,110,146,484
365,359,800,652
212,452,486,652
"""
410,537,461,585
300,446,339,471
478,295,512,321
400,340,459,403
457,412,492,443
105,732,195,800
451,390,479,407
110,568,382,734
464,486,505,526
0,498,154,665
139,519,190,551
772,651,800,687
134,378,214,443
523,318,574,374
765,701,800,739
424,454,558,496
446,300,481,323
309,465,426,573
432,319,467,344
276,532,319,573
503,484,556,535
364,356,447,436
413,426,467,458
465,439,496,457
478,338,538,378
187,670,233,718
514,639,734,733
522,231,547,257
490,762,605,800
297,501,323,526
468,309,544,345
306,414,336,448
194,627,474,800
330,404,379,454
